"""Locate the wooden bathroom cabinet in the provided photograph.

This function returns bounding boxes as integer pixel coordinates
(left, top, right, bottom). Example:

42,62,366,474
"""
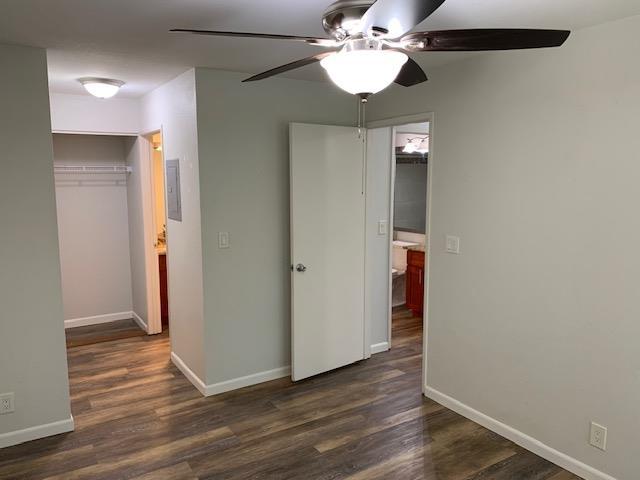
406,249,425,316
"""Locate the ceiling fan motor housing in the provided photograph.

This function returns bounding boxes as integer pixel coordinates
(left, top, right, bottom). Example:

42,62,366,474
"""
322,0,376,40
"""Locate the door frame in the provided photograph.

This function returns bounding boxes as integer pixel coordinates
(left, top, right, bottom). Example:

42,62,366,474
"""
367,112,434,393
139,129,167,335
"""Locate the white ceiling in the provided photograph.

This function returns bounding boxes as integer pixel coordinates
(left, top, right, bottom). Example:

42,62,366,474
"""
1,0,638,98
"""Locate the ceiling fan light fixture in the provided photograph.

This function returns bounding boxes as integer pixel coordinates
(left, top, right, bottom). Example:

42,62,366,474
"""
78,77,125,99
320,49,408,96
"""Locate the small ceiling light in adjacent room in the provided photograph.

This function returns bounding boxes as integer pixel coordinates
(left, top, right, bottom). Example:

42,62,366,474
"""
403,136,428,154
78,77,125,99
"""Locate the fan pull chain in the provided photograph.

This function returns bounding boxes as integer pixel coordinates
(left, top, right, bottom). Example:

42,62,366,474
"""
357,94,370,138
357,97,362,137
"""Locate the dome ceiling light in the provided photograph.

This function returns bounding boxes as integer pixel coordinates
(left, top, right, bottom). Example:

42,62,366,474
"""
78,77,125,99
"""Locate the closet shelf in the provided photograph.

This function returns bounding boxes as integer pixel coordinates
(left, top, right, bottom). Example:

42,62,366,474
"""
54,165,132,174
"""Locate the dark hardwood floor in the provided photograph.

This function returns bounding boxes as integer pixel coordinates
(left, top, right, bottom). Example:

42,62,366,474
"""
65,319,147,348
0,309,581,480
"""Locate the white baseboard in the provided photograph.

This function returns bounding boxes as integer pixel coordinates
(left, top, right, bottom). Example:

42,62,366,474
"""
0,415,74,449
371,342,390,354
171,351,290,397
205,366,291,396
170,351,207,395
64,311,133,329
424,386,616,480
131,311,148,333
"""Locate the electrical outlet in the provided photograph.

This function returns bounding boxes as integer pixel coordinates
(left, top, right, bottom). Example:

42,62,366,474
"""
589,422,607,451
0,393,14,415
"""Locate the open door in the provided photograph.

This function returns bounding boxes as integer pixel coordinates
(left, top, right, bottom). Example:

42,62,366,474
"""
290,123,366,381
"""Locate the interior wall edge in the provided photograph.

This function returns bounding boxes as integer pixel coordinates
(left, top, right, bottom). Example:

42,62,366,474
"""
131,311,148,333
424,386,617,480
170,351,207,396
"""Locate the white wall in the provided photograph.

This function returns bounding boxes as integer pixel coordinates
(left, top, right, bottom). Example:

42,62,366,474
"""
50,93,140,135
195,69,356,385
369,15,640,480
365,127,393,348
53,134,133,323
125,136,151,326
0,44,72,446
140,70,206,380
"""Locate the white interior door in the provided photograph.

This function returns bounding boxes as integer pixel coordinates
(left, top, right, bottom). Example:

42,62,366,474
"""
290,123,366,381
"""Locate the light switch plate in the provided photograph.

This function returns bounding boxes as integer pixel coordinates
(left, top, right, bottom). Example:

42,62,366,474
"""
218,232,230,249
378,221,388,236
589,422,607,451
446,235,460,254
0,393,15,415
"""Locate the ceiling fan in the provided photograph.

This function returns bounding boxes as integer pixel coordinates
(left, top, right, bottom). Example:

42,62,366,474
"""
172,0,570,99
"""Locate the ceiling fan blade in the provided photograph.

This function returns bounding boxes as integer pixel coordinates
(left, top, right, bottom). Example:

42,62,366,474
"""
242,52,337,82
360,0,446,39
394,57,428,87
170,28,337,46
401,29,571,51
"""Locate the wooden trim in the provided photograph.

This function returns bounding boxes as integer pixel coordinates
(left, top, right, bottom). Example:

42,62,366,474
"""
424,387,617,480
0,416,74,449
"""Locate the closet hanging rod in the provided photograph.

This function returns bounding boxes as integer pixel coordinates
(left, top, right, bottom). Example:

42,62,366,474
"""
54,165,132,174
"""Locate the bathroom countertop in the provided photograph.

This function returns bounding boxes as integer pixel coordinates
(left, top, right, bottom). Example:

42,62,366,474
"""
156,245,167,255
406,244,426,252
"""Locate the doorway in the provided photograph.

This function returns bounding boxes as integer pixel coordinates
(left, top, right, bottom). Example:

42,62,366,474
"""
53,130,171,349
288,117,433,387
389,121,429,349
52,133,150,347
149,132,169,332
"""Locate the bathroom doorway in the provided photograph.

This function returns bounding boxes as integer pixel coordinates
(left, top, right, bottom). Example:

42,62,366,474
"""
147,131,170,333
389,121,429,349
365,113,433,390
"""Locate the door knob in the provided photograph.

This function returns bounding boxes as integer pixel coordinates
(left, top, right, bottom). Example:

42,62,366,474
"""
296,263,307,273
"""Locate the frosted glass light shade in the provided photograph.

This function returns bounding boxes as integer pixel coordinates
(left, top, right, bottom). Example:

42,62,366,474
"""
79,78,124,99
320,49,408,95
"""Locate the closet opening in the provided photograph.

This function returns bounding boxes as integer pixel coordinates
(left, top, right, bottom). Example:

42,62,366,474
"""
53,131,170,349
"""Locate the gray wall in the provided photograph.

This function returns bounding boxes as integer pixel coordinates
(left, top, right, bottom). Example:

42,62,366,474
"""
369,15,640,480
394,163,427,233
0,44,72,441
195,69,356,384
140,70,206,380
53,134,133,322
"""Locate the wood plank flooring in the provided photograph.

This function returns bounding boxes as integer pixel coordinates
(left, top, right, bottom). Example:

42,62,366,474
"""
0,309,582,480
65,319,147,348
